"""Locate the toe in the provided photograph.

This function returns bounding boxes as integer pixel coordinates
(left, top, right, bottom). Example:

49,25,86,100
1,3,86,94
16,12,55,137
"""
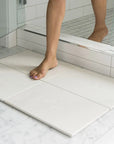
31,72,38,79
30,66,39,76
30,70,37,77
29,72,38,79
33,74,41,80
33,71,46,80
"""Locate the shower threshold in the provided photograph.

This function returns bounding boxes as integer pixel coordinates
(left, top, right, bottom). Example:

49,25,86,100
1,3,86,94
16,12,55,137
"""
17,25,114,78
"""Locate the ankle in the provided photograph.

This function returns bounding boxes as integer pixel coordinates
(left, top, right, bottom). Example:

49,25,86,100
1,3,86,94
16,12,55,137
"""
45,53,57,59
94,24,108,30
45,54,57,61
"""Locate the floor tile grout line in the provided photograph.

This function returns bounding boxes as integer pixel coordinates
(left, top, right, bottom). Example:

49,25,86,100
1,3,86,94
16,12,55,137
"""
0,64,46,101
41,80,111,110
0,60,110,109
0,50,112,109
0,62,28,74
0,64,110,110
0,82,43,102
0,68,112,137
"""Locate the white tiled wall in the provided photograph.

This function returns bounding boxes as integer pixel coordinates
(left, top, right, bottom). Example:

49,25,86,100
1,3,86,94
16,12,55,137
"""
17,0,114,28
0,0,17,37
17,28,114,77
0,0,17,48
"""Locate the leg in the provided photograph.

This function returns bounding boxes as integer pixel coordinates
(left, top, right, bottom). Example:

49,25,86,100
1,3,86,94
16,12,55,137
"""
30,0,66,80
88,0,108,42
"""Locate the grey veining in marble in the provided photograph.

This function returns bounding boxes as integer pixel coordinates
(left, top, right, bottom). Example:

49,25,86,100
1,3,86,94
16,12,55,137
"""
0,101,114,144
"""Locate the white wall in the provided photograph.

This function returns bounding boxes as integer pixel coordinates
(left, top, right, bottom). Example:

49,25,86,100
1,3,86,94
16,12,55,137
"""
17,0,114,28
0,0,17,37
0,0,8,37
0,0,17,38
0,0,17,48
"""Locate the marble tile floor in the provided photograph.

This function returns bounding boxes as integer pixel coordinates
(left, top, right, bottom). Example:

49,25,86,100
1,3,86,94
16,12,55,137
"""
0,102,114,144
0,46,114,143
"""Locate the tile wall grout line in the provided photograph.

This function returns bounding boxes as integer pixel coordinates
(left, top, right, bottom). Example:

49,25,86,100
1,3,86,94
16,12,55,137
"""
18,27,114,57
109,56,113,76
17,38,112,67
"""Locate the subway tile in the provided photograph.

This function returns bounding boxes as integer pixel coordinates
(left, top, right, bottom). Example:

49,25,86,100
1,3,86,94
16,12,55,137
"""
25,6,36,21
17,0,113,27
57,50,110,76
18,27,112,67
17,29,46,46
58,42,112,66
110,67,114,77
111,56,114,67
17,38,46,54
64,7,83,22
26,0,47,6
17,38,111,77
83,4,94,16
36,4,45,18
26,16,46,27
70,0,91,9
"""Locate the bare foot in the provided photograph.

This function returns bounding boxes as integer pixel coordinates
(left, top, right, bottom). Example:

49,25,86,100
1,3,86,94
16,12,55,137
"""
30,56,58,80
78,26,108,48
88,26,108,42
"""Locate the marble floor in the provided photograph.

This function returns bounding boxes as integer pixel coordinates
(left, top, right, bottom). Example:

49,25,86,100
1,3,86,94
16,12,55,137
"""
0,46,114,143
0,101,114,144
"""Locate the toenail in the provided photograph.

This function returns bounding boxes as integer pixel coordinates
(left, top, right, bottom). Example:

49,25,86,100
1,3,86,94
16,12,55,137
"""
34,76,38,78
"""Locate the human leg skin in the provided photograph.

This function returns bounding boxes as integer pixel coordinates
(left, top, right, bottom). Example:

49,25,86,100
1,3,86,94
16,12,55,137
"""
30,0,66,80
88,0,108,42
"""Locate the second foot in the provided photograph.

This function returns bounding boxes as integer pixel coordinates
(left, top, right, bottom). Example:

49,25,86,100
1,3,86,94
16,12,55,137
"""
30,57,58,80
88,26,108,42
78,26,108,48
